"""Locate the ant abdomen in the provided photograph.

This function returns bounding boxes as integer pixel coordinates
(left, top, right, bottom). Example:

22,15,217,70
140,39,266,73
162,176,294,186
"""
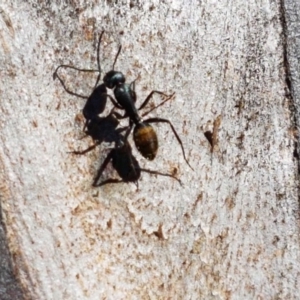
133,123,158,160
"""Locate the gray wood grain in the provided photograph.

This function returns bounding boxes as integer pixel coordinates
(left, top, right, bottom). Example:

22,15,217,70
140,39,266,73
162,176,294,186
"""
0,0,299,299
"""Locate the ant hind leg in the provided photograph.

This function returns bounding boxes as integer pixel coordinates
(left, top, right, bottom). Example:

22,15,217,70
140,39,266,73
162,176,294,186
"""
144,117,194,171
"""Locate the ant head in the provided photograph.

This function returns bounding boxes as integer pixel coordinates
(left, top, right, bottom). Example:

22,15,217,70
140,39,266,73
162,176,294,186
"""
103,70,125,89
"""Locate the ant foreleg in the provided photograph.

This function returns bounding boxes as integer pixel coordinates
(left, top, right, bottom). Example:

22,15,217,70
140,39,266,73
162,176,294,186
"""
53,65,99,99
138,91,175,111
141,93,175,117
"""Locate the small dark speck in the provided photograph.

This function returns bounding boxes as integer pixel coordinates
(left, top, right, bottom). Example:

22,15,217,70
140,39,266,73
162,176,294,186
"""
107,219,112,229
272,236,280,245
171,167,178,176
184,212,190,219
293,143,299,159
56,101,61,110
153,224,164,239
204,131,213,147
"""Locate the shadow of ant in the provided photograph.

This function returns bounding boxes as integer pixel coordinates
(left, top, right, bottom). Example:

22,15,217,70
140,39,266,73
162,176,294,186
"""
70,113,182,189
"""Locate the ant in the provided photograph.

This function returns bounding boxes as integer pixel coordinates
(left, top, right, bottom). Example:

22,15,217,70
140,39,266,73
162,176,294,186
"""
71,115,182,187
53,31,193,170
101,35,193,170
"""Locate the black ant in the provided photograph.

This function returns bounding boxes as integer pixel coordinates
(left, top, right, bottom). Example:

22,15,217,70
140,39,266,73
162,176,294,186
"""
53,31,193,170
71,116,182,187
99,34,193,170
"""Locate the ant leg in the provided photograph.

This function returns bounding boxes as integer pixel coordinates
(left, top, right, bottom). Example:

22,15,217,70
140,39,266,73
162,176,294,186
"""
53,65,99,78
111,110,131,121
141,93,175,117
53,69,89,99
54,32,105,94
105,94,123,109
116,126,129,134
68,141,101,155
129,78,139,104
138,91,175,111
129,79,136,91
53,65,98,84
112,111,126,119
82,119,89,132
123,120,134,141
53,65,99,99
94,178,124,187
92,150,114,186
139,168,183,186
144,117,194,171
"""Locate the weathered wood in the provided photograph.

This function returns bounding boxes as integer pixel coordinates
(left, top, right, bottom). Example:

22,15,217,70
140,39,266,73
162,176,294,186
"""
0,0,299,299
283,0,300,168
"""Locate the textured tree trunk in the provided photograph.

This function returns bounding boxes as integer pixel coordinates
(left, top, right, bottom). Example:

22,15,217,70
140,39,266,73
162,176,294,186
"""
1,0,299,299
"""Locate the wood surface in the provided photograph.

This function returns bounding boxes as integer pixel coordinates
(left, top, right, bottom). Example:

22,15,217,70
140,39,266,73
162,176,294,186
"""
0,0,299,299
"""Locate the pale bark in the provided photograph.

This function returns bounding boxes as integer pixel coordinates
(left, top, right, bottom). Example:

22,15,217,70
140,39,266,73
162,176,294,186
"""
0,0,299,299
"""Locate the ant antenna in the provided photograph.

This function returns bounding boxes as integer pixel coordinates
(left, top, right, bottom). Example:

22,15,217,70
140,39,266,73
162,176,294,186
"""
112,45,122,70
93,31,105,90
